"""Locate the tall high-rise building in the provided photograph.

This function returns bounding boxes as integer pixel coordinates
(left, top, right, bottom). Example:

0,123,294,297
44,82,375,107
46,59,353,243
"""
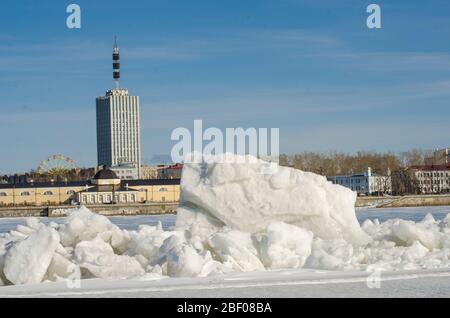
96,38,141,178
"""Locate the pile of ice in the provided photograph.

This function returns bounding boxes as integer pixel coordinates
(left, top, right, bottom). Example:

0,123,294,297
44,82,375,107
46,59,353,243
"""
0,155,449,285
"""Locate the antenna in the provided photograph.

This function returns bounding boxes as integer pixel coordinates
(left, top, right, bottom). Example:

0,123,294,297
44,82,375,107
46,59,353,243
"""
113,36,120,89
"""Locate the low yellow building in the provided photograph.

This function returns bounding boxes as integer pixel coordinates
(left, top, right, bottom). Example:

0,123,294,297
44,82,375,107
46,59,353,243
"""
0,167,180,207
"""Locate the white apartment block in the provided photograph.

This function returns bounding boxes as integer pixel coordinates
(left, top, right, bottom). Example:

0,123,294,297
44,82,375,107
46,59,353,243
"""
96,88,141,178
328,167,392,195
410,165,450,194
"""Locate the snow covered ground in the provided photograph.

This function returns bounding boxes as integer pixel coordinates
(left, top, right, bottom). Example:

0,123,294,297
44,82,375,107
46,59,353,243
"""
0,206,449,297
0,266,448,298
0,157,449,297
0,214,176,234
0,204,448,297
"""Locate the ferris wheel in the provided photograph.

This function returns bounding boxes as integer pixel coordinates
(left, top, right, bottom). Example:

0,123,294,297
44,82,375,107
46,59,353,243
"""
37,155,77,178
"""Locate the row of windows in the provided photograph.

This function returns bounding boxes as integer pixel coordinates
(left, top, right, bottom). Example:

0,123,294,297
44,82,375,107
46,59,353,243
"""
420,186,449,192
80,193,170,204
420,180,450,185
0,190,75,196
138,187,169,192
116,170,135,174
333,178,367,185
0,188,171,197
417,172,450,178
81,193,136,204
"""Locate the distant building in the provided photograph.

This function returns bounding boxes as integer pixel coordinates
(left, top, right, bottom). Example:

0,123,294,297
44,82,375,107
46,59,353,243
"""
140,165,159,179
425,148,450,166
327,167,391,195
0,166,180,207
96,39,141,178
409,164,450,194
78,166,136,204
109,163,139,180
7,174,29,184
157,163,183,179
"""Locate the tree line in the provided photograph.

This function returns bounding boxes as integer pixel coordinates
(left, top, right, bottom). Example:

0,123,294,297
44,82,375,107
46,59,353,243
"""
278,149,437,195
278,149,431,176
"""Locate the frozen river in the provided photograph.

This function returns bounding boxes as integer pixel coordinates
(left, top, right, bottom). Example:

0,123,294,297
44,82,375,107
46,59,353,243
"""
0,205,449,298
355,205,450,223
0,205,449,234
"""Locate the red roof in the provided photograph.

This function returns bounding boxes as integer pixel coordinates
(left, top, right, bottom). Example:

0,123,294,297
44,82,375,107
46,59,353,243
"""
409,164,450,171
158,163,183,170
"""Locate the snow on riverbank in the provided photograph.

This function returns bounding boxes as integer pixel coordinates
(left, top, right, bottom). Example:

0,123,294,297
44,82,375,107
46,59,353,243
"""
0,267,449,298
0,155,449,286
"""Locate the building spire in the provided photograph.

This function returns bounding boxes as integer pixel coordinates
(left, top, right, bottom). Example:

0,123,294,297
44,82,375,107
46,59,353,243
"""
113,36,120,89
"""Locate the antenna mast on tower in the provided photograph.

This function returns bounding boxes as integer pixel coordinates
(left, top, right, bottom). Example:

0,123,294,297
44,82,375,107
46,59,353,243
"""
113,36,120,89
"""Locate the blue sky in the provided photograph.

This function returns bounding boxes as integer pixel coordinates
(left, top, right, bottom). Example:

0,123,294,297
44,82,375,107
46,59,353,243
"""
1,0,450,173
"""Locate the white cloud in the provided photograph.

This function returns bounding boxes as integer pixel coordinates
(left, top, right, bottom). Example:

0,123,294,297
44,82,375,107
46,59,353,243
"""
306,52,450,71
